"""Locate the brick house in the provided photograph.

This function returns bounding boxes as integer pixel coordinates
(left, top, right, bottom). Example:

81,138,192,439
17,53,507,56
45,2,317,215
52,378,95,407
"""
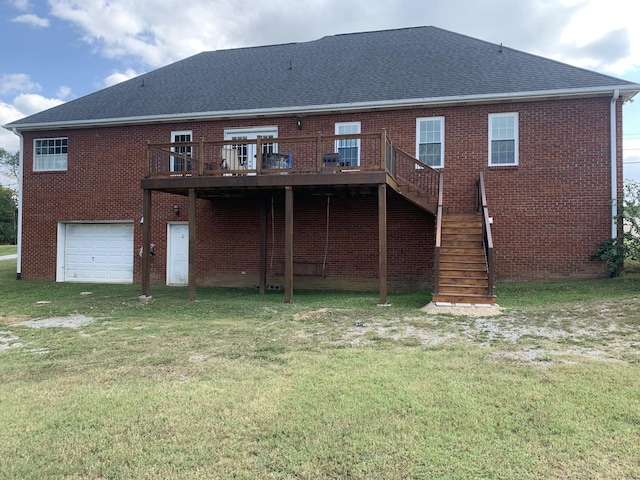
4,26,639,304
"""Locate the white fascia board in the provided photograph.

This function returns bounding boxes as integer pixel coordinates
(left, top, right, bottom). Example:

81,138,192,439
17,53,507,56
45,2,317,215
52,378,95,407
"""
5,84,639,132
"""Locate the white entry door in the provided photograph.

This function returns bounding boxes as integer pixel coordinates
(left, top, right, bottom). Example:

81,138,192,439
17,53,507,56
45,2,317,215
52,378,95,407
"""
224,126,278,171
167,223,189,285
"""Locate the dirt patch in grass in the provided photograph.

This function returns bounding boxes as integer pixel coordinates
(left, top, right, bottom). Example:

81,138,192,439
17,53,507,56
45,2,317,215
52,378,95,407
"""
293,308,334,321
16,314,95,329
421,302,504,317
0,331,22,351
325,298,640,365
1,315,96,352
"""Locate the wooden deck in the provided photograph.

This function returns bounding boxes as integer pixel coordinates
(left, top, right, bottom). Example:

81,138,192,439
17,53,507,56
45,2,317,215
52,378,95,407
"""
140,130,441,304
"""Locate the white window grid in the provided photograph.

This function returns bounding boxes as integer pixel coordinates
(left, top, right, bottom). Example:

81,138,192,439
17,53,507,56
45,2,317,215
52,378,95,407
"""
489,113,519,166
416,117,444,168
34,137,68,171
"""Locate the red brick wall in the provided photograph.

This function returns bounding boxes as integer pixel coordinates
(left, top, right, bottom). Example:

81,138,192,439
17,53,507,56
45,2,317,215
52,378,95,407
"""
19,95,621,288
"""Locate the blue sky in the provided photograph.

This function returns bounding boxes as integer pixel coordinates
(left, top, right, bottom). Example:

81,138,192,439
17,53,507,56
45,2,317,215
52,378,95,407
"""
1,0,639,187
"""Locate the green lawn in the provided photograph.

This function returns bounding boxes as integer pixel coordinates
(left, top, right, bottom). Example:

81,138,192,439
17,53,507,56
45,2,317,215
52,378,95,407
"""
0,244,17,256
1,257,639,479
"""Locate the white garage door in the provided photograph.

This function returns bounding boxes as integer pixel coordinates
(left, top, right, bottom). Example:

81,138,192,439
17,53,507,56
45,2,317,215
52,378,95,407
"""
63,223,134,283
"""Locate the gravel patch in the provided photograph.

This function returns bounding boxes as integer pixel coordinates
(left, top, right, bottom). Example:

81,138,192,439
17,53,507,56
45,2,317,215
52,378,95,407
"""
0,331,22,351
16,314,95,329
421,302,504,317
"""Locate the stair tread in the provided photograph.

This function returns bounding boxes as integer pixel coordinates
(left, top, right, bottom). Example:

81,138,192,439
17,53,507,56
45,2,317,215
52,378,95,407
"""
440,275,488,280
439,285,488,289
434,293,495,297
440,259,486,263
436,210,494,305
440,268,487,272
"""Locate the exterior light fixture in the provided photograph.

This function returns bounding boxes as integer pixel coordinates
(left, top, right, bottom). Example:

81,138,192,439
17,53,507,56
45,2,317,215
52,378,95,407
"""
296,117,302,130
174,205,180,216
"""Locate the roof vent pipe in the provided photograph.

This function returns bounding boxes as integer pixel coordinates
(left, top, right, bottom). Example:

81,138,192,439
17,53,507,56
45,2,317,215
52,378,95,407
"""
611,89,620,239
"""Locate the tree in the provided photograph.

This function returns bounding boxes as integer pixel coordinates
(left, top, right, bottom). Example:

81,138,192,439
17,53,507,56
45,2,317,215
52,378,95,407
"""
0,186,17,244
0,148,19,245
0,147,19,186
592,180,640,274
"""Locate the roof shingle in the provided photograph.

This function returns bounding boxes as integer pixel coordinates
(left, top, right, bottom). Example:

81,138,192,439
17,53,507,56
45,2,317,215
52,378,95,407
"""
6,26,639,128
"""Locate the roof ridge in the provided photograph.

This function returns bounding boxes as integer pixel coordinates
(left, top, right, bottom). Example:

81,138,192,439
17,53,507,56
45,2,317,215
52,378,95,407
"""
5,25,639,130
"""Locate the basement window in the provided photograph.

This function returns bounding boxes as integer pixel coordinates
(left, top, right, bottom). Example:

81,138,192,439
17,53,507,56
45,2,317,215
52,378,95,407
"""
489,113,518,166
34,137,68,171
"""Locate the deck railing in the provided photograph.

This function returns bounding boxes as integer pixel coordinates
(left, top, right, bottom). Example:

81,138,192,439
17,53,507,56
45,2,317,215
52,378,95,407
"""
386,141,440,199
147,132,387,177
146,130,441,200
476,171,494,297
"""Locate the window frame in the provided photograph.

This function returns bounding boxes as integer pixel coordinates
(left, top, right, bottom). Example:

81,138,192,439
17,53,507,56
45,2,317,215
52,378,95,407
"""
224,126,278,171
416,117,445,168
334,121,361,167
170,130,193,172
33,137,68,171
488,112,519,166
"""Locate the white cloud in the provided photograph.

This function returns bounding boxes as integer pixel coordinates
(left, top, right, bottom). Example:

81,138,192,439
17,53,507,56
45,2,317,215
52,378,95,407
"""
10,0,31,11
56,86,72,99
12,94,64,117
557,0,640,74
48,0,244,68
12,13,50,28
0,93,66,151
0,102,24,152
0,74,40,95
44,0,640,79
102,69,141,88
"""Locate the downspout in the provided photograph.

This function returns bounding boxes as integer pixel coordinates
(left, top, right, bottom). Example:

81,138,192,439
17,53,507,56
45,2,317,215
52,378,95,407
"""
610,89,619,239
12,128,23,279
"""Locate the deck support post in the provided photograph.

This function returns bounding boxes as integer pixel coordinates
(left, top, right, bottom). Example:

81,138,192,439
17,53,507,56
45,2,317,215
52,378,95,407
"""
284,186,294,303
188,188,197,301
141,188,152,297
259,195,268,295
378,183,388,305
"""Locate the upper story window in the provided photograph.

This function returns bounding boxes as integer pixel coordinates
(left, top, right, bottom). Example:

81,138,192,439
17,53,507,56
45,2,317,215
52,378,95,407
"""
489,113,518,166
171,131,192,172
416,117,444,168
34,137,68,171
335,122,361,167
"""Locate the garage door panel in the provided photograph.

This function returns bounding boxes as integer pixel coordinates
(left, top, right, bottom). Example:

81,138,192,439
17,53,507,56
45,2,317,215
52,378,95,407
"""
63,223,134,283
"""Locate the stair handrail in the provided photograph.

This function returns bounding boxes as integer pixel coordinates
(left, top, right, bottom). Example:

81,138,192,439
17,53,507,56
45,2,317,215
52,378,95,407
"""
386,143,440,201
433,171,444,294
477,172,494,296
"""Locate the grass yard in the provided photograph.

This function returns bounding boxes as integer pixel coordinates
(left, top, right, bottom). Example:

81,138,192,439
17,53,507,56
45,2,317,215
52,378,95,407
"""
0,244,17,256
1,258,639,479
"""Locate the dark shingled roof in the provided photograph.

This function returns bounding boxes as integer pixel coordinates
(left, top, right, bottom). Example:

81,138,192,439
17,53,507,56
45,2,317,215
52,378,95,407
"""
6,26,639,129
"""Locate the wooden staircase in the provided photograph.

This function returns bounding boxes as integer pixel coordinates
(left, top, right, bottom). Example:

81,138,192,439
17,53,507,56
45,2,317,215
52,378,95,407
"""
432,213,496,305
396,183,437,214
389,152,495,305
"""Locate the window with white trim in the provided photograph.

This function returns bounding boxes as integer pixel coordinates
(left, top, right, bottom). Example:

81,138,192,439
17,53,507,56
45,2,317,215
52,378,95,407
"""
335,122,361,167
34,137,68,171
489,113,518,166
171,131,192,172
416,117,444,168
